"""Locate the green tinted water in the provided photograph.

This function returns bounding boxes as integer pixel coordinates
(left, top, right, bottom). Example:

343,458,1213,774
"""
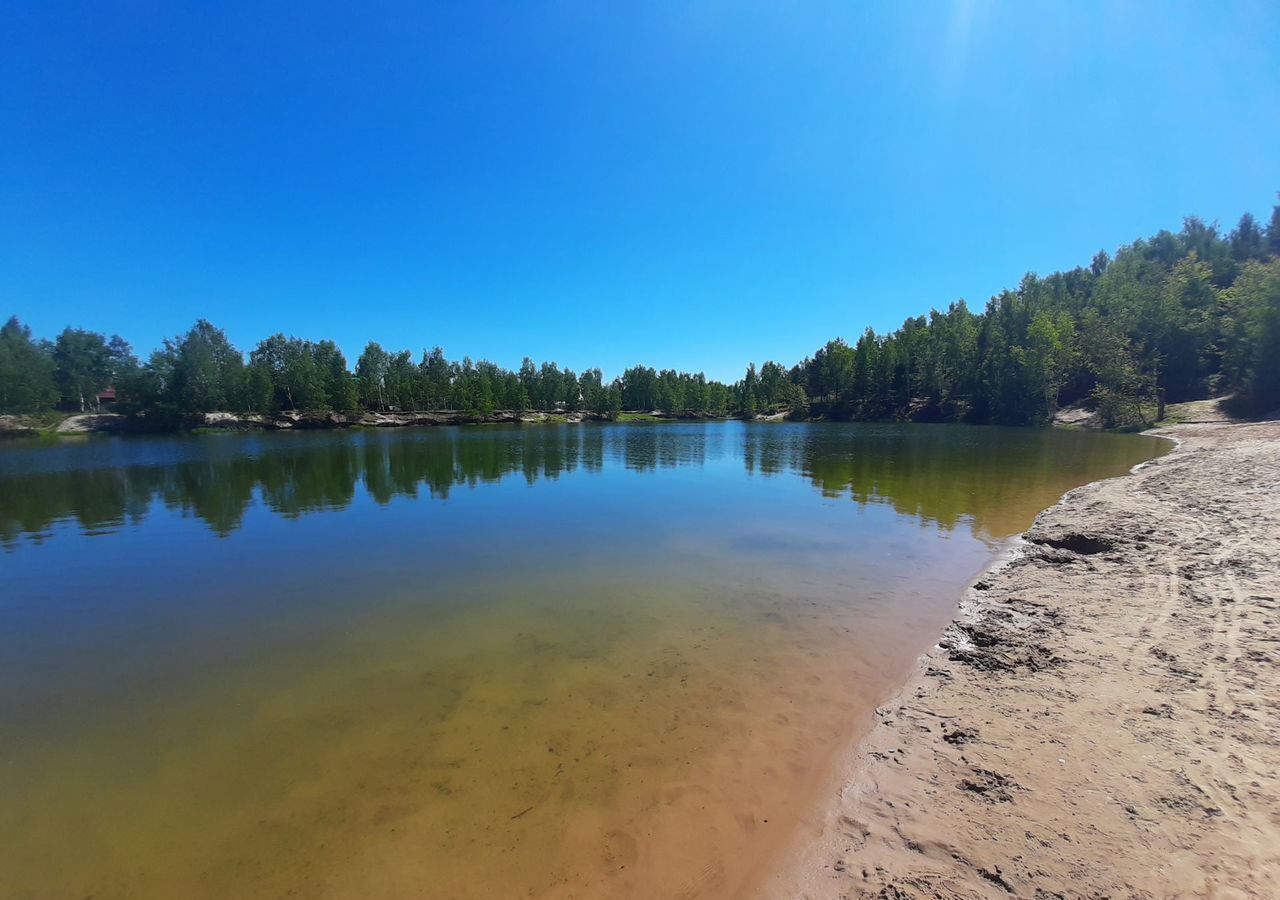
0,422,1167,898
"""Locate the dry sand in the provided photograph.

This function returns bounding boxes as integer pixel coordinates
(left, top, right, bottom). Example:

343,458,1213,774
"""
769,421,1280,899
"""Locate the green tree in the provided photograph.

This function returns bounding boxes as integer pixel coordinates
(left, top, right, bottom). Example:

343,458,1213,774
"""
620,365,657,411
243,359,275,413
1230,212,1267,263
0,316,58,412
1090,250,1111,277
561,367,580,411
1167,255,1218,401
386,350,421,410
356,342,390,410
166,320,245,414
1265,197,1280,258
1225,260,1280,412
519,357,539,409
53,328,115,411
250,334,327,412
1024,311,1078,422
579,368,604,414
314,340,357,412
421,347,451,409
605,382,623,420
1079,311,1153,427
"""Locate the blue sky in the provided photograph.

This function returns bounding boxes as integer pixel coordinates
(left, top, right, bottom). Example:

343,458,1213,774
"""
2,1,1278,382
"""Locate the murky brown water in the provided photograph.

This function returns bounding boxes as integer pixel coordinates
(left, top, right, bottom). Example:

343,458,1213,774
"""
0,423,1167,898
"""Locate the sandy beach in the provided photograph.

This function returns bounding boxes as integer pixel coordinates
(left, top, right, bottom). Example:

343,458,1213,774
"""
769,420,1280,898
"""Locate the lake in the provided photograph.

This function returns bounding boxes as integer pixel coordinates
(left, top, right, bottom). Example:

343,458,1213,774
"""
0,422,1167,899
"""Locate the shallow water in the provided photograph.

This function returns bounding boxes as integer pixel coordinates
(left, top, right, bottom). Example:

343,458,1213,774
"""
0,422,1166,898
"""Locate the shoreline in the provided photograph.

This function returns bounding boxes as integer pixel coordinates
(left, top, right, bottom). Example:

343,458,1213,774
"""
767,420,1280,898
0,409,729,438
4,403,1202,440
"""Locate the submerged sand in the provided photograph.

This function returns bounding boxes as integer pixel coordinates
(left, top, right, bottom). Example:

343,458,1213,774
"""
770,421,1280,898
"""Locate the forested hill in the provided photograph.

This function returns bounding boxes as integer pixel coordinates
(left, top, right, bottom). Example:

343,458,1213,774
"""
793,203,1280,426
3,200,1279,428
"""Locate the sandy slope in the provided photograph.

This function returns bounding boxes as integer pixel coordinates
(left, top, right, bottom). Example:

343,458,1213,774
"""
769,422,1280,899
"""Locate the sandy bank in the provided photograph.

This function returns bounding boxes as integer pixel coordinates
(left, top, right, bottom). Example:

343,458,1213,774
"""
199,409,612,429
770,421,1280,898
0,409,736,436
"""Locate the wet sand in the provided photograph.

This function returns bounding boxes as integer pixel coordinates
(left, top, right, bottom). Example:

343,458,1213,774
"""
769,421,1280,898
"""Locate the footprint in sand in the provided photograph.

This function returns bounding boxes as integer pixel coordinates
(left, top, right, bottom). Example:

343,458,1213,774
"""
602,829,638,869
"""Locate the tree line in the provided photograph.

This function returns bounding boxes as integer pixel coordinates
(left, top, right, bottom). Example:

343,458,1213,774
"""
787,200,1280,426
0,319,745,422
3,197,1279,426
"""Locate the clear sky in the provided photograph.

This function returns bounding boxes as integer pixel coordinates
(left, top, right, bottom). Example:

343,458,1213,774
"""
3,1,1278,382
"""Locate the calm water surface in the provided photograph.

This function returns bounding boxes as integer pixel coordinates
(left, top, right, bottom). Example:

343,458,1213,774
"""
0,422,1167,898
